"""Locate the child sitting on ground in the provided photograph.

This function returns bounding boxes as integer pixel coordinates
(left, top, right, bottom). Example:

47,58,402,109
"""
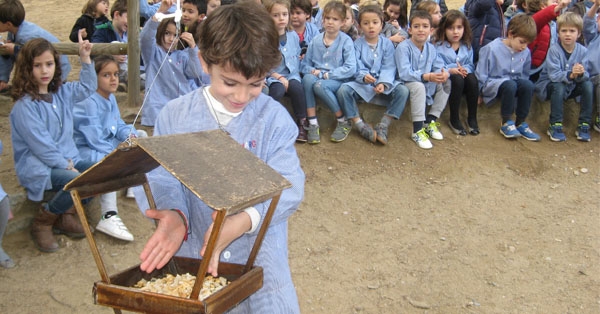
535,12,593,142
337,4,409,144
0,0,71,92
341,4,359,41
434,10,480,136
475,13,541,141
10,34,95,253
91,0,129,86
134,2,305,312
382,0,409,45
395,10,450,149
291,0,320,55
301,0,357,144
414,0,443,39
69,0,110,42
140,0,203,126
73,55,146,241
265,0,309,143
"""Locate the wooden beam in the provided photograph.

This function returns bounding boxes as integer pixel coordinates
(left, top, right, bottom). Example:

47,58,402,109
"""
0,42,127,56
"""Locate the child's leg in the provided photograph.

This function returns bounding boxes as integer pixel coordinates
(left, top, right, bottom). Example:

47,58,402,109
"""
425,81,451,140
464,73,479,124
569,80,594,125
0,195,14,268
287,79,307,121
313,79,344,117
447,74,465,126
547,81,567,125
497,80,518,123
594,76,600,132
514,79,534,126
301,74,321,144
405,81,427,132
374,84,409,145
268,82,286,102
336,84,361,121
97,192,134,241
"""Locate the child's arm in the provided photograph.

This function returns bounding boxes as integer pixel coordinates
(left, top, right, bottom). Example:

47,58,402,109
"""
583,0,600,45
300,41,316,75
376,39,397,90
69,30,97,103
69,15,89,43
73,97,119,157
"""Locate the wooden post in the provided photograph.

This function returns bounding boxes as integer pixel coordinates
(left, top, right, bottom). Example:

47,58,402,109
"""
127,0,141,108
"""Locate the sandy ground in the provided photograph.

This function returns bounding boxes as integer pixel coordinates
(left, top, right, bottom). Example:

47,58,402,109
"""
0,0,599,313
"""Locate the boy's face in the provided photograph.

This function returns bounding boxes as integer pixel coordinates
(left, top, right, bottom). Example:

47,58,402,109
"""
359,12,383,41
207,0,221,16
0,21,10,33
200,57,265,113
323,11,344,34
290,7,309,28
182,3,202,27
558,25,580,48
505,34,530,52
113,12,128,34
32,50,56,94
408,17,431,44
97,62,119,98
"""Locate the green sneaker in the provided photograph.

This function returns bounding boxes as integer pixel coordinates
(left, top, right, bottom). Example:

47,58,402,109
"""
330,120,351,142
306,124,320,144
425,120,443,140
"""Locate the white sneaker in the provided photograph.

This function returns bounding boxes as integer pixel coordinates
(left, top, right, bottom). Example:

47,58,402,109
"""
426,120,444,140
412,128,433,149
126,188,135,198
96,215,134,241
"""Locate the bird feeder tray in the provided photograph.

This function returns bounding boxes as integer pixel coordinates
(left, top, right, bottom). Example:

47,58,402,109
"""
65,130,291,314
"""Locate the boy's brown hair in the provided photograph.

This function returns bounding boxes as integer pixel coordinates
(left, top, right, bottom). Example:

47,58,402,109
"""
524,0,546,13
409,9,432,26
11,38,63,101
196,0,281,79
323,0,347,20
357,4,384,25
0,0,25,27
506,13,536,42
291,0,311,16
557,11,583,33
110,0,127,20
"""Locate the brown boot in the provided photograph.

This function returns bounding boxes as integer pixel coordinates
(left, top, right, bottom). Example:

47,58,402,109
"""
296,118,308,143
31,206,59,252
53,207,86,238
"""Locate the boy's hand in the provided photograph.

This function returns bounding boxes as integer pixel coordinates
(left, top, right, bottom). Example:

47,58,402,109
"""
160,0,174,12
139,209,187,273
180,32,196,49
79,28,87,39
78,29,93,63
374,83,385,94
0,81,7,92
389,33,406,44
311,69,321,77
0,42,15,55
556,0,570,12
571,63,585,78
390,19,400,29
363,74,376,84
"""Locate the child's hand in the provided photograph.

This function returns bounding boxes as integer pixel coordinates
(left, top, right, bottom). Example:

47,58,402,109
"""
389,33,406,44
200,211,251,277
363,74,377,84
390,19,400,29
78,29,93,64
180,32,196,49
571,63,585,77
79,28,88,39
556,0,570,12
374,83,385,94
159,0,174,12
139,209,188,273
0,81,7,92
279,77,289,90
0,42,15,55
311,69,321,77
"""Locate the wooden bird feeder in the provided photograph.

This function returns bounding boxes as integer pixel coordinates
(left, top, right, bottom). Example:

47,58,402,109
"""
64,130,291,314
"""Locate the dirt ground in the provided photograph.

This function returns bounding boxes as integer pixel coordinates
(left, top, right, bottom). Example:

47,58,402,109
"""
0,0,599,313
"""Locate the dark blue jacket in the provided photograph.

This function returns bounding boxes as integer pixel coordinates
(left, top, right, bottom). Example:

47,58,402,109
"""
464,0,506,63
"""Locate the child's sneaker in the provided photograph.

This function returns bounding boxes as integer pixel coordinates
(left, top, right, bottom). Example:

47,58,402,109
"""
331,120,351,142
547,123,566,142
96,214,134,242
516,122,541,141
500,120,521,138
594,116,600,133
412,128,432,149
425,120,443,140
126,188,135,198
306,124,320,144
358,123,377,143
374,123,388,145
576,123,591,142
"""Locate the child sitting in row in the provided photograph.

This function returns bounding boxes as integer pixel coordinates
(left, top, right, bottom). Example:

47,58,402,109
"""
435,10,480,136
415,0,443,39
91,0,129,85
395,10,450,149
10,35,95,252
535,12,593,142
337,4,409,144
73,55,145,241
382,0,409,45
0,0,71,92
476,13,541,141
265,0,309,142
584,0,599,132
291,0,320,57
140,0,203,126
301,0,357,143
69,0,110,42
341,4,359,41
